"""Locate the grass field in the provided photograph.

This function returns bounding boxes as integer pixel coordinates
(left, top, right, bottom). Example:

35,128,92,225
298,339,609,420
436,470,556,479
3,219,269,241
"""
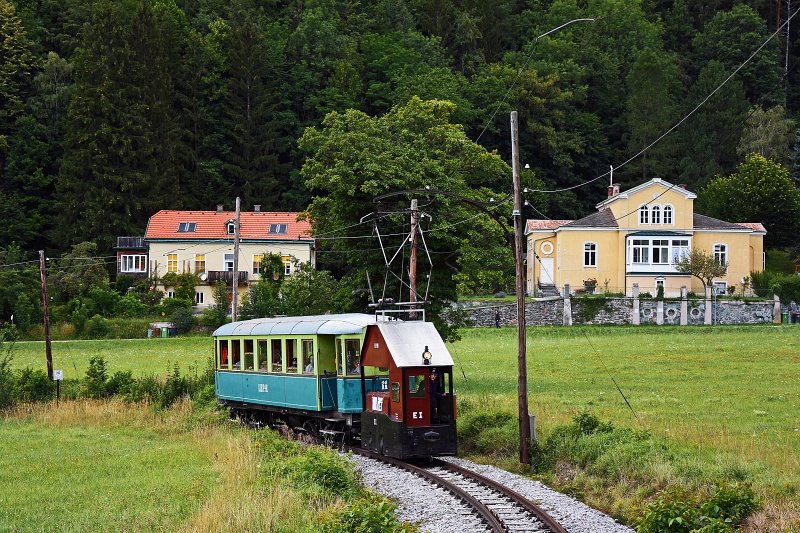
5,324,800,529
10,337,211,379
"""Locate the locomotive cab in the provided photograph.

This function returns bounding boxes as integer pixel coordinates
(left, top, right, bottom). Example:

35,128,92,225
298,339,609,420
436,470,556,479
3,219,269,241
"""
359,322,457,459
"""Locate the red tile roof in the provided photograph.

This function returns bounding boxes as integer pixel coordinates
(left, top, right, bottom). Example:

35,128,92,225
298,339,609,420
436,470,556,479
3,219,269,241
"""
526,219,573,231
145,210,313,240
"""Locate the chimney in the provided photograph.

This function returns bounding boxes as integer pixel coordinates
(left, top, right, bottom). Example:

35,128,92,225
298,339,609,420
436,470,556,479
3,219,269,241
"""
607,183,620,198
216,204,224,212
253,204,261,212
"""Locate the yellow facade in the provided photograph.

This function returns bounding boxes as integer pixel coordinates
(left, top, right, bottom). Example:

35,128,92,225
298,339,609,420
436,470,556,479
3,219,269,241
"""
526,179,766,297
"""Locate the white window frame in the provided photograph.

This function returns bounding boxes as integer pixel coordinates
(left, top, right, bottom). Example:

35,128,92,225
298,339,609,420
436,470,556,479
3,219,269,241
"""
713,243,727,266
651,205,661,224
632,239,649,264
195,254,205,274
652,239,670,264
227,222,236,235
224,253,235,272
252,255,263,275
639,205,649,225
282,255,292,276
670,239,689,264
166,290,175,299
120,254,147,273
583,242,597,267
655,277,665,293
195,291,204,304
663,205,673,225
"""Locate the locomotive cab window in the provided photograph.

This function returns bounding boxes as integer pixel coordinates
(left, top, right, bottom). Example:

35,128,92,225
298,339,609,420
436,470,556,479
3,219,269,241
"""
271,339,283,373
408,374,427,399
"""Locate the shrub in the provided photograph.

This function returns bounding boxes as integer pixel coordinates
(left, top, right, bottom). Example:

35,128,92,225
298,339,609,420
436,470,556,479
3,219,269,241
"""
15,368,54,402
638,483,757,533
88,287,121,316
124,374,162,403
106,371,135,396
0,353,15,409
115,294,150,318
171,306,194,334
161,363,189,408
86,314,110,338
84,356,108,398
457,410,517,456
320,494,411,533
284,446,362,499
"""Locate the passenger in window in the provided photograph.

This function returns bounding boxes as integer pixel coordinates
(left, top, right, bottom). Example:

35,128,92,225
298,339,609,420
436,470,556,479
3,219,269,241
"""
347,348,359,374
305,360,314,373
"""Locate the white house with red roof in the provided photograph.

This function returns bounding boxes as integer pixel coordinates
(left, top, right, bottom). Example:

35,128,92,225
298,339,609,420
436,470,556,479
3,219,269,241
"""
138,206,314,309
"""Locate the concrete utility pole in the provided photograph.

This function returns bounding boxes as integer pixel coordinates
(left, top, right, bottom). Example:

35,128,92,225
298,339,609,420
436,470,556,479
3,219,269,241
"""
409,198,418,313
511,111,531,465
231,197,241,322
39,250,53,379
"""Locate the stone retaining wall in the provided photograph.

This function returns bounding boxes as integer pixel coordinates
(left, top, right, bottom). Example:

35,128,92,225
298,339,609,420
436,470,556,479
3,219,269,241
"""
456,296,777,328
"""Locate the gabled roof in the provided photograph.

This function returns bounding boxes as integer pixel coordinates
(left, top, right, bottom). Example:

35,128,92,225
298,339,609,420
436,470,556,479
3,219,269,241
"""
562,209,618,228
526,219,573,232
145,210,313,241
366,322,454,368
692,214,752,231
595,178,696,210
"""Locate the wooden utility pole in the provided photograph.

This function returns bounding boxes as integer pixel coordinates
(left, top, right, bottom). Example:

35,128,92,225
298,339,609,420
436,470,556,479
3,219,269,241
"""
511,111,531,465
39,250,53,379
409,198,418,311
231,197,241,322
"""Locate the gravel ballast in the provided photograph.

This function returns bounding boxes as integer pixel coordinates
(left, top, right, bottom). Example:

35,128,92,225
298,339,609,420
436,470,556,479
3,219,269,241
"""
347,454,634,533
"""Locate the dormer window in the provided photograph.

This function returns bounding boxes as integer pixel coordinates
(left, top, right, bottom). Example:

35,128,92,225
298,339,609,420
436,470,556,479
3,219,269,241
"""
269,223,288,234
177,222,196,233
639,205,649,225
227,221,236,234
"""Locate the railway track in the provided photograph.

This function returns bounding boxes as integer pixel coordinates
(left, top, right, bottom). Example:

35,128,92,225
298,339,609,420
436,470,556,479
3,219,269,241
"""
349,447,567,533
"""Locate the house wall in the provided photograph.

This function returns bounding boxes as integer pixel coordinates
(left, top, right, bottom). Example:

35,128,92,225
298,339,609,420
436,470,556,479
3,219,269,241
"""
693,231,752,294
148,240,314,309
553,229,621,293
606,184,694,230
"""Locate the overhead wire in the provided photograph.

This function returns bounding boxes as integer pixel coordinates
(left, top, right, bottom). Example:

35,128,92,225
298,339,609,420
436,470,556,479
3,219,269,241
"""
528,5,800,195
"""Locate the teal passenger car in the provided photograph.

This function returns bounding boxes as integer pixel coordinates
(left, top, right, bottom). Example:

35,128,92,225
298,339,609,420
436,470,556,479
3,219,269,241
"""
213,314,394,432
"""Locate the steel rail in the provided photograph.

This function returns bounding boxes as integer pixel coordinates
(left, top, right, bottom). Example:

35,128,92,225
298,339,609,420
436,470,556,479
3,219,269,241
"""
431,458,568,533
348,447,505,532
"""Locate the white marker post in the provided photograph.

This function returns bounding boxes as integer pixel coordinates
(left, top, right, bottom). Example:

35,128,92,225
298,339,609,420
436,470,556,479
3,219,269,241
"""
53,369,63,405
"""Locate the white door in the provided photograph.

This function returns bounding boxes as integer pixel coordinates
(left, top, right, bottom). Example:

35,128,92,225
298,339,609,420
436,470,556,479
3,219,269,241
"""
539,258,554,284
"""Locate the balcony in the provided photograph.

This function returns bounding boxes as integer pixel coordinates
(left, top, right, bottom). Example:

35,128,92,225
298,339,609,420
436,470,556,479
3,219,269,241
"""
206,271,249,285
116,236,146,249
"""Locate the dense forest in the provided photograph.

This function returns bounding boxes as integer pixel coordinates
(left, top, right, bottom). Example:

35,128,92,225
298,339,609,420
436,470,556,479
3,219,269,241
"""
2,0,800,264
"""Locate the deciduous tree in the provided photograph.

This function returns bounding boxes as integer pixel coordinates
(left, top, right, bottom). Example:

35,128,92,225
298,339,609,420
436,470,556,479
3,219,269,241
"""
675,248,728,290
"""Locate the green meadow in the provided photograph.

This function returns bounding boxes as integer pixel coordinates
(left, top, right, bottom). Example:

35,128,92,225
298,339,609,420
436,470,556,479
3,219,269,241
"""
5,324,800,529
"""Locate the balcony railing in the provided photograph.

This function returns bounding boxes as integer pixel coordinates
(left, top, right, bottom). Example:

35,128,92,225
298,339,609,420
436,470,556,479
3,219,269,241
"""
116,236,146,249
206,271,249,285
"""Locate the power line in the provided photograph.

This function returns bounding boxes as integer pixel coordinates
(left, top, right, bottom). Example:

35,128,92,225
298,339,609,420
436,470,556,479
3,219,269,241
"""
529,5,800,195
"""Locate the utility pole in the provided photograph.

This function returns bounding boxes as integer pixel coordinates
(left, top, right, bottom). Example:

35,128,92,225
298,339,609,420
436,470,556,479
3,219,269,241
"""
511,111,531,465
409,198,418,313
39,251,53,379
231,197,241,322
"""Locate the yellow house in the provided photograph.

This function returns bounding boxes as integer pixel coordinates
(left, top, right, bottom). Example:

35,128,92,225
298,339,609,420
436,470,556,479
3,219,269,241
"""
144,208,315,309
526,178,766,297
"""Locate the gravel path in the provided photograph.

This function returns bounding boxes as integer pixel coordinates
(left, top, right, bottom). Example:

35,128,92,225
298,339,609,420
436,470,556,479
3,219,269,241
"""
347,454,634,533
